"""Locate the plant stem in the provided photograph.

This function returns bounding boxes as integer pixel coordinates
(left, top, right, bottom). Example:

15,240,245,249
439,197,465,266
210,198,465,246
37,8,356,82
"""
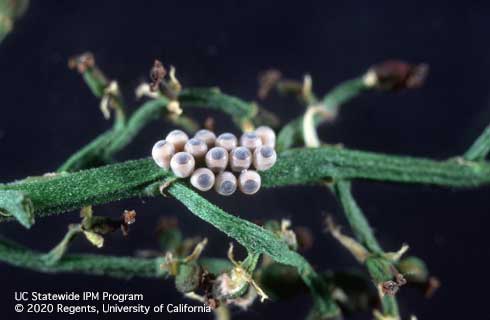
331,181,382,254
277,77,366,151
1,171,342,317
0,237,167,279
58,88,278,172
104,98,169,156
263,147,490,188
3,146,490,223
332,181,399,318
158,182,340,317
0,0,28,44
464,125,490,161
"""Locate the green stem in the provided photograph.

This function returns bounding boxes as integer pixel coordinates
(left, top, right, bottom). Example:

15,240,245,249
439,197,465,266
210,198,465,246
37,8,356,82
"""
0,234,234,280
179,88,278,128
0,237,166,279
0,232,350,318
264,147,490,188
4,146,490,222
277,77,366,151
58,130,115,172
323,77,367,113
104,98,169,156
59,88,278,172
0,0,28,44
331,181,382,254
164,183,339,317
464,125,490,161
179,88,256,121
332,181,399,318
42,224,82,265
6,157,345,316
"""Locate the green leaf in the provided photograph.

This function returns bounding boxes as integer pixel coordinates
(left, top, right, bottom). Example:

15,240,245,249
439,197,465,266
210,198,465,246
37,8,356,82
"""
0,190,34,228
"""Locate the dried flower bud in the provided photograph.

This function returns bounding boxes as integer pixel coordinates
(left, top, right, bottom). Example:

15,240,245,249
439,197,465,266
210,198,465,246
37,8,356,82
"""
122,210,136,225
381,280,400,296
257,69,282,99
424,276,441,298
367,60,429,91
150,60,167,92
121,210,136,236
68,52,95,73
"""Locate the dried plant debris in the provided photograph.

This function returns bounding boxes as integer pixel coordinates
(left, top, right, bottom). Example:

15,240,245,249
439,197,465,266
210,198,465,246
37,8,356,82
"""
365,60,429,91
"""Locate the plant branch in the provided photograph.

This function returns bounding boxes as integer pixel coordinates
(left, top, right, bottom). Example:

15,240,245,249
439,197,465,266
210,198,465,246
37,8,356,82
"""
464,125,490,161
0,0,28,44
0,236,167,279
0,172,339,317
3,146,490,224
277,77,367,151
163,183,339,317
59,88,278,172
331,181,382,254
331,181,400,318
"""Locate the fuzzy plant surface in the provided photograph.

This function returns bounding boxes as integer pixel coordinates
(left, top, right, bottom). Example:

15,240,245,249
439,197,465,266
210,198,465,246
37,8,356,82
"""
0,50,489,320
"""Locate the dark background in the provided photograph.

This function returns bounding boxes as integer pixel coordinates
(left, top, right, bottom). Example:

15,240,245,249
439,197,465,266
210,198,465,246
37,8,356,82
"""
1,1,489,319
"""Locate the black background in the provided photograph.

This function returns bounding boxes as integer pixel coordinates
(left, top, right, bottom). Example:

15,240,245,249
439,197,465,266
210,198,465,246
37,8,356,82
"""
1,1,489,319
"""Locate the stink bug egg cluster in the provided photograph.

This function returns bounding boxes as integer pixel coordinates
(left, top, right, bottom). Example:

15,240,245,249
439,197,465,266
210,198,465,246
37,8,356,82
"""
151,126,277,195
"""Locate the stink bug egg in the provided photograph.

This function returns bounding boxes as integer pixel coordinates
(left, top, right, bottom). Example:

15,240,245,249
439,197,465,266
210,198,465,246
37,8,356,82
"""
194,129,216,148
151,140,175,169
184,138,208,160
190,168,215,191
215,133,238,151
165,129,189,151
205,147,229,173
170,152,195,178
240,131,262,151
215,171,237,196
238,170,261,195
255,126,276,148
253,145,277,171
229,146,252,172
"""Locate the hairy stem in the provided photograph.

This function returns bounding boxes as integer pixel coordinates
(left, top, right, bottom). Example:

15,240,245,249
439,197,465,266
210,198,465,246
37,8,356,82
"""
277,77,366,151
3,146,490,223
464,125,490,161
0,237,167,279
59,88,278,172
332,181,399,318
164,183,339,316
331,181,382,254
